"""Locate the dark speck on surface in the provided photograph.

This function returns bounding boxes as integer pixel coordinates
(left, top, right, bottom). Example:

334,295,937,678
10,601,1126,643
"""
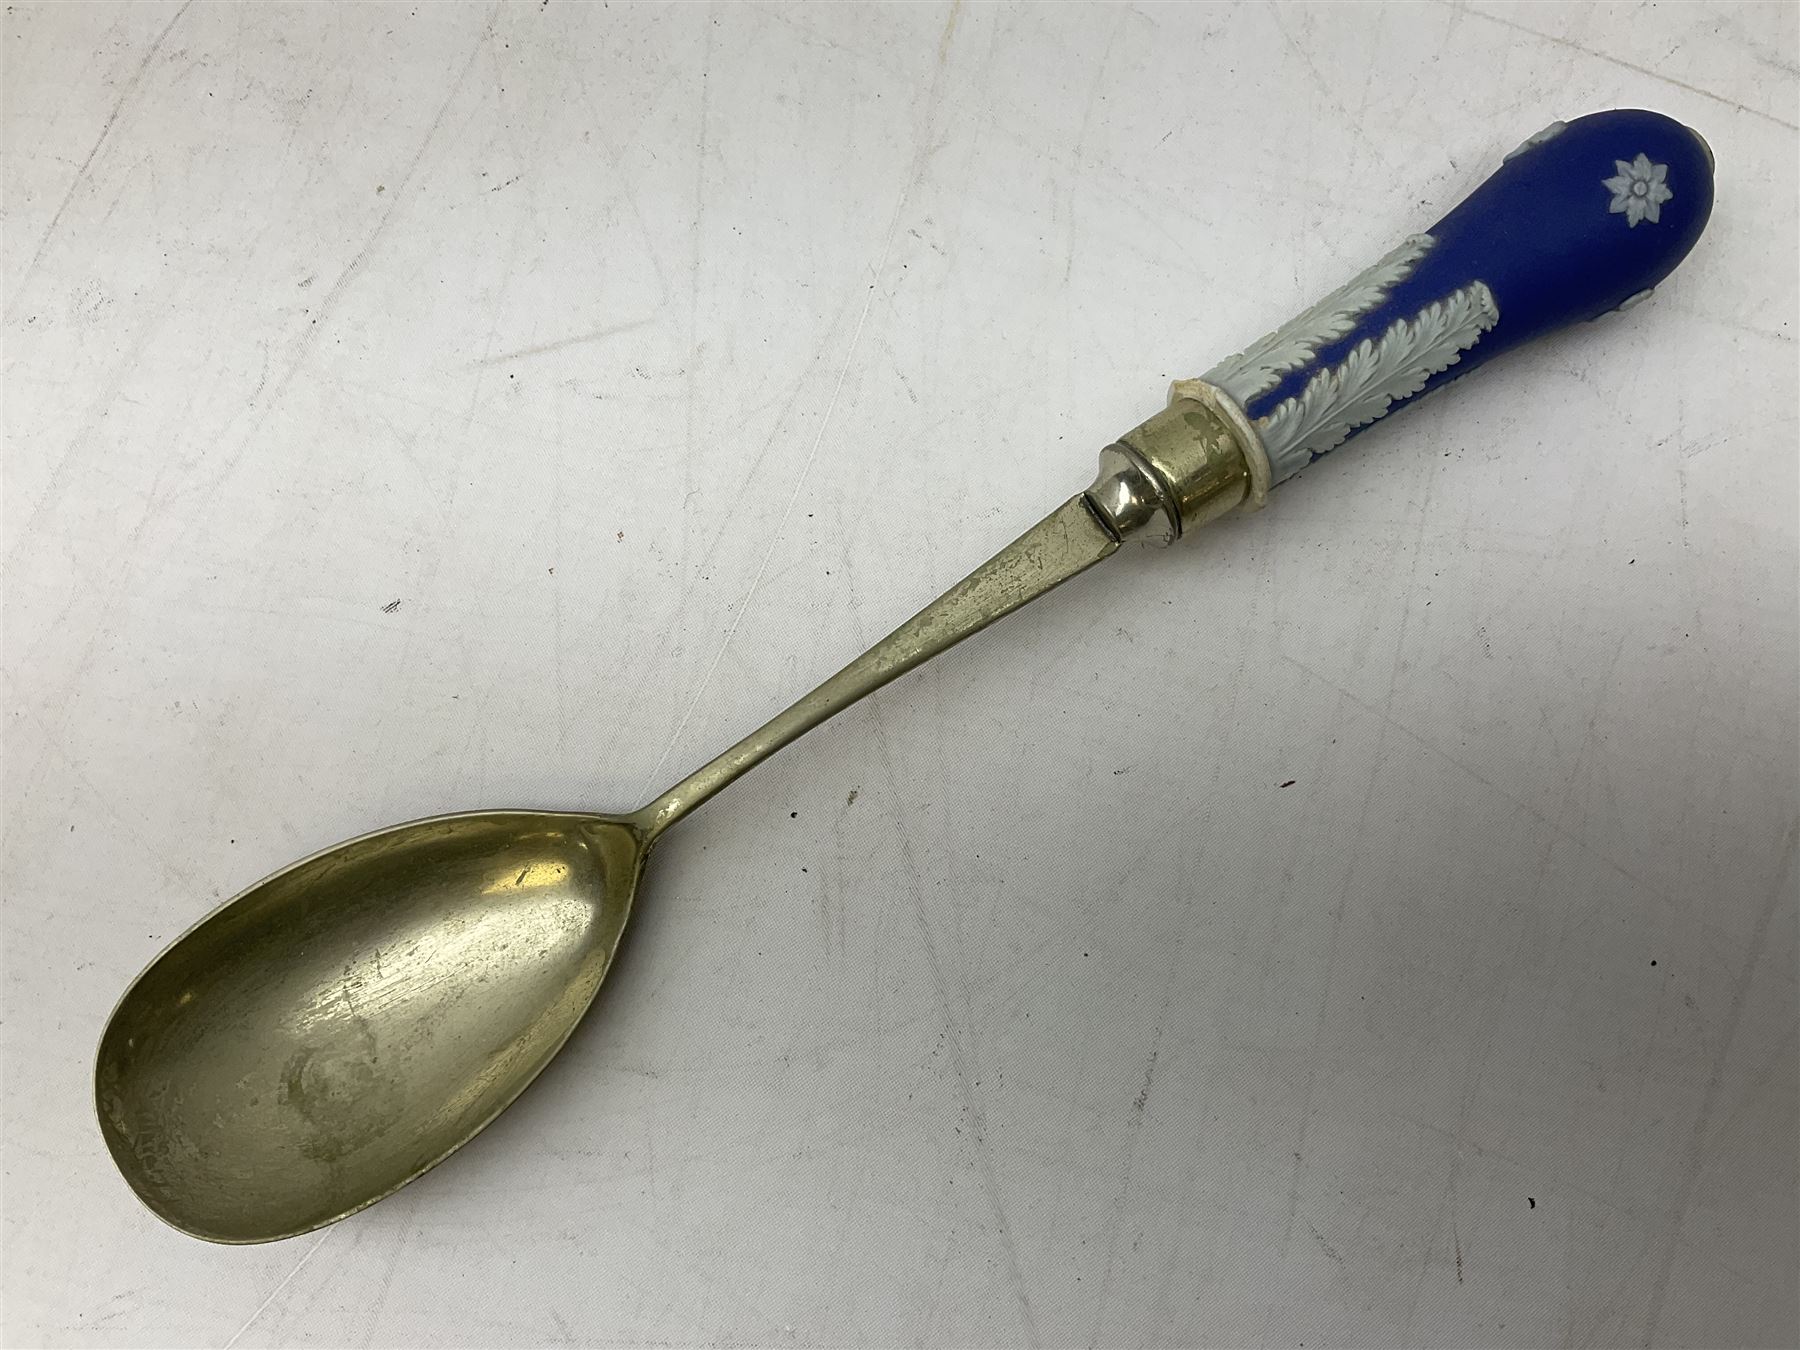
1529,1197,1536,1209
1280,779,1297,788
790,811,797,819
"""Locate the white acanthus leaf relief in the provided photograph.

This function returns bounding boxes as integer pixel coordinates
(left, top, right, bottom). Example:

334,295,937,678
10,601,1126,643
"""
1503,120,1567,162
1603,153,1673,227
1257,281,1500,477
1203,234,1434,405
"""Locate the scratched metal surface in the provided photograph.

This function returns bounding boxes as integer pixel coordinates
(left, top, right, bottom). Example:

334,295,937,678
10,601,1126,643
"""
4,3,1796,1347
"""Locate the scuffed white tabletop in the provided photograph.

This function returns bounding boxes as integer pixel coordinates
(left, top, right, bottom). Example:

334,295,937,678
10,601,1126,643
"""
4,4,1796,1346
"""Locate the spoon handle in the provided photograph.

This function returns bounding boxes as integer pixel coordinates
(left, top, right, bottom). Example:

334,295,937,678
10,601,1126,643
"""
641,110,1713,837
1090,108,1714,540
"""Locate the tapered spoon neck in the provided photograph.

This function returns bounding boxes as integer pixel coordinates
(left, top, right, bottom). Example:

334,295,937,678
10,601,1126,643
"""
630,781,720,845
631,492,1129,842
631,390,1264,843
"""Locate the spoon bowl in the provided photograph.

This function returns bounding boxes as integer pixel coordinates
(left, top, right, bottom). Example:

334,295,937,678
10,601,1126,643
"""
92,493,1131,1244
96,811,646,1243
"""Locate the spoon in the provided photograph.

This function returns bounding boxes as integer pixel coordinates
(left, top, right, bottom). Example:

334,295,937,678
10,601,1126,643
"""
98,110,1713,1243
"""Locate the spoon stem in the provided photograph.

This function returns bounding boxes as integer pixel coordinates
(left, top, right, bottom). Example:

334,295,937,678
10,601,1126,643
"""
632,493,1121,842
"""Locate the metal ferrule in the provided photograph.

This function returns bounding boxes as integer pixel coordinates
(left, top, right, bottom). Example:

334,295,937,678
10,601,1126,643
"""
1083,382,1266,543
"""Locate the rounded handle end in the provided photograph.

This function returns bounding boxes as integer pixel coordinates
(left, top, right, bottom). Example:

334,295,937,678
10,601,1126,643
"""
1442,108,1714,329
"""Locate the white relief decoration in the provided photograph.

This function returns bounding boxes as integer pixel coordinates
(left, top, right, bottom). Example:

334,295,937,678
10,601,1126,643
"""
1604,153,1673,227
1203,234,1434,405
1504,121,1567,162
1256,282,1500,477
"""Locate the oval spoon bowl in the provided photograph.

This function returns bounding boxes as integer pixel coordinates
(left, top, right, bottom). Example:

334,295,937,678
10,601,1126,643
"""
96,811,645,1243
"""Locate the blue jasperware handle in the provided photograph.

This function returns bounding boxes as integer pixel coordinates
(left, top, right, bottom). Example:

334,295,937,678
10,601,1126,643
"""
1191,109,1714,487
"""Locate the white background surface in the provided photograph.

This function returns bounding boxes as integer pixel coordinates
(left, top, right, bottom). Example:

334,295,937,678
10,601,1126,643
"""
5,3,1797,1347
